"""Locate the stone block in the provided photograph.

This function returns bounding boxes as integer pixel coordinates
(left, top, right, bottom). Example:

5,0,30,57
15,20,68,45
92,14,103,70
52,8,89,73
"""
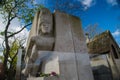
54,11,74,52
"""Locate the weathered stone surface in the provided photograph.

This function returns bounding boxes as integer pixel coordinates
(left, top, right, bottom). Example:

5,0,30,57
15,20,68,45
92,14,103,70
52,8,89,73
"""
25,12,39,59
16,49,22,80
27,52,92,80
25,8,54,60
87,31,120,59
69,15,88,53
54,11,94,80
87,31,110,54
87,30,120,80
23,8,54,77
76,53,94,80
54,11,74,52
27,76,59,80
91,54,120,80
91,55,109,67
24,8,94,80
38,51,59,74
115,59,120,72
54,11,88,53
107,54,120,80
39,51,78,80
58,53,78,80
91,55,112,80
27,77,44,80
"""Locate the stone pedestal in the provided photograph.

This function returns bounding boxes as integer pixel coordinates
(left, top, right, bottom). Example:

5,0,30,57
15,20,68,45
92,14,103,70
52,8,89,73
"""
27,51,93,80
25,8,94,80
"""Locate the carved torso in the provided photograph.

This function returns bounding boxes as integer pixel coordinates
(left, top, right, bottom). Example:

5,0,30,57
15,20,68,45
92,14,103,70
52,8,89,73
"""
31,35,54,51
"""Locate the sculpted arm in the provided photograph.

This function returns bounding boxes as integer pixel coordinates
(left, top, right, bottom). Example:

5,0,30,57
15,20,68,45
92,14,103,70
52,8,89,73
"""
25,36,36,59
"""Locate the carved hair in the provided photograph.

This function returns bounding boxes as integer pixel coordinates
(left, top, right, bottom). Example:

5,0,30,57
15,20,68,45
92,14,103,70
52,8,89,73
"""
37,8,53,35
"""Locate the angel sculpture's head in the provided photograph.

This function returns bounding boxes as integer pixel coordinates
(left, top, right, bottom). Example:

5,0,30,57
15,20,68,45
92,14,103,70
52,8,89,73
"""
40,21,53,34
38,8,53,35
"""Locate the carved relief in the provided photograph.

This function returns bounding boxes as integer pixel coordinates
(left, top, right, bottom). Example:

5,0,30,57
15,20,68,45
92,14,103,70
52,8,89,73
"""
23,8,54,76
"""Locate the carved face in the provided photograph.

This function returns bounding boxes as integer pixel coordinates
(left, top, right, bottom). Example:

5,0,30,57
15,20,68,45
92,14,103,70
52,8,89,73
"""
40,22,53,34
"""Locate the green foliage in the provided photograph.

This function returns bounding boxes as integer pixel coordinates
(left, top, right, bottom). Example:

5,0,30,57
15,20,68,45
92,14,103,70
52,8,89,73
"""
0,31,5,36
0,0,44,79
0,31,14,36
9,40,19,69
39,72,59,77
0,39,20,70
0,0,44,25
0,40,20,67
39,73,51,77
0,55,4,62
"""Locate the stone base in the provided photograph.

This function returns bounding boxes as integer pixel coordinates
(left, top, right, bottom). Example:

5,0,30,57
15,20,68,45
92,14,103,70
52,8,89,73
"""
27,76,59,80
25,51,94,80
115,59,120,72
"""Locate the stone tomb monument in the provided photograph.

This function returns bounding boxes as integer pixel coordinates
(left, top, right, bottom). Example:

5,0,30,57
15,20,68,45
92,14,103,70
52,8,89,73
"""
23,8,94,80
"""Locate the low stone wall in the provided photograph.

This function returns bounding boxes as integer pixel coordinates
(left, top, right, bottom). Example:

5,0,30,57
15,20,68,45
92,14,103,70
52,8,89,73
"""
115,59,120,74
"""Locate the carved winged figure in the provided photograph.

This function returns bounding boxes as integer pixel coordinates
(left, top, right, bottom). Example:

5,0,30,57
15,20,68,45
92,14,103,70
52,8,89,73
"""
22,8,55,77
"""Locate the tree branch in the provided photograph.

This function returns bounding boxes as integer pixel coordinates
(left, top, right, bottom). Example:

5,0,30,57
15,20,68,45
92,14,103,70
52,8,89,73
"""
8,23,32,38
2,40,5,49
5,14,11,32
11,50,18,62
9,15,16,22
7,58,11,63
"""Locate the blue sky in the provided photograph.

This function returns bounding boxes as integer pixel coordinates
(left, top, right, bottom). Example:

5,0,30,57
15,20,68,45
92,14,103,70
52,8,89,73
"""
0,0,120,56
81,0,120,31
34,0,120,45
0,0,120,47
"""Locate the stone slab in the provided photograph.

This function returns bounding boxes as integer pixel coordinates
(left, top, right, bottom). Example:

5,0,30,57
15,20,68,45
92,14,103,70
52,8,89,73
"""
107,54,120,80
16,49,22,80
91,55,112,80
54,11,74,53
35,51,93,80
69,15,88,53
27,76,60,80
76,53,94,80
54,11,94,80
42,53,59,74
37,51,78,80
115,59,120,73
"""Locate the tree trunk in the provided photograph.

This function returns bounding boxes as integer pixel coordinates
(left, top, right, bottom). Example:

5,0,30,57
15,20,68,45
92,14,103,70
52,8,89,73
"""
4,24,10,80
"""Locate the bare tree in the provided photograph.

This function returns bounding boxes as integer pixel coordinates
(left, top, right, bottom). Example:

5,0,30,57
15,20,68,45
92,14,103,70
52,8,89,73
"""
84,23,103,39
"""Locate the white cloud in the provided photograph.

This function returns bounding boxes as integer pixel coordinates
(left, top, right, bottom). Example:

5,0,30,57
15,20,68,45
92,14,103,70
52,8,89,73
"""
0,15,5,49
80,0,95,10
112,29,120,37
33,0,37,4
106,0,118,6
112,29,120,47
81,0,93,6
0,14,30,48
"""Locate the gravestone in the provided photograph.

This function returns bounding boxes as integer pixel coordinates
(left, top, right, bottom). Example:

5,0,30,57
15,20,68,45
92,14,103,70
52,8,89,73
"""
23,8,94,80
